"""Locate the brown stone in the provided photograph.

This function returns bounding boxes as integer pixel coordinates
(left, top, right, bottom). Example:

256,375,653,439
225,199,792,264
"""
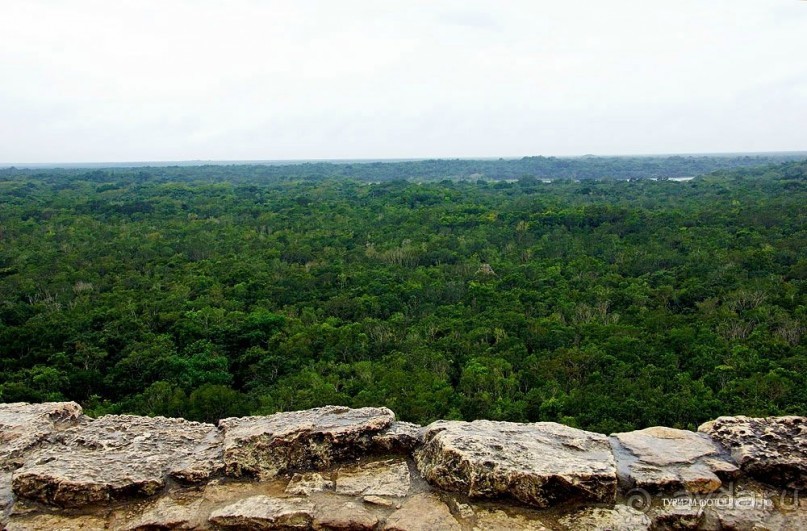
119,495,204,530
285,472,334,496
208,495,315,529
472,508,550,530
220,406,394,479
312,498,379,530
558,505,651,531
383,493,461,531
336,458,411,497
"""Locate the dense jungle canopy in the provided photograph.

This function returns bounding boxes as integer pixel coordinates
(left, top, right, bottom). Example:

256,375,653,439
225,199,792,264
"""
0,156,805,432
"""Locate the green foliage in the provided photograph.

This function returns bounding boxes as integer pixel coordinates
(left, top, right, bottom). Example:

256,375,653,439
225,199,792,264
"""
0,159,805,429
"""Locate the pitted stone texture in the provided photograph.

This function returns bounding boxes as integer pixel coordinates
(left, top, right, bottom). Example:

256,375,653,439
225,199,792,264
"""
336,458,411,497
415,420,617,508
611,426,739,494
0,471,13,511
209,495,314,529
699,416,807,489
11,415,222,507
285,472,334,496
4,514,108,530
363,495,397,508
372,422,424,454
702,484,807,531
472,508,551,530
558,505,651,531
220,406,394,479
118,495,204,530
312,498,379,530
647,502,705,530
0,402,84,468
383,492,461,531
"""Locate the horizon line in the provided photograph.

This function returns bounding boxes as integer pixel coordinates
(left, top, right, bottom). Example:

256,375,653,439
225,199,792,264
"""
3,150,806,170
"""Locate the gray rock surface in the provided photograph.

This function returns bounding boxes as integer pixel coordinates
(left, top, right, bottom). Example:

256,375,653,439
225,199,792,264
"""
220,406,394,479
336,458,411,497
416,420,617,508
0,402,84,468
699,416,807,489
611,426,739,494
383,492,461,531
208,495,315,529
0,471,13,511
11,415,222,507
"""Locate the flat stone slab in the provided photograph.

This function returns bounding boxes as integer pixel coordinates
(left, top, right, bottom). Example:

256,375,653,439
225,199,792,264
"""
4,514,108,531
209,495,315,529
610,426,739,494
336,458,411,497
472,508,550,530
11,415,222,507
0,402,84,468
415,420,617,508
312,497,379,530
219,406,394,479
558,505,651,531
118,495,204,530
383,492,461,531
699,416,807,489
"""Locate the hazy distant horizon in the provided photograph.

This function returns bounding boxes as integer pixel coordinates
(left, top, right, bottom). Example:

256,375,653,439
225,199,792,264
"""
3,150,807,170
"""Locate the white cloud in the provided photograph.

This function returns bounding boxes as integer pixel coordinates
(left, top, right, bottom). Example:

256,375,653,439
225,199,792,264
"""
1,0,804,162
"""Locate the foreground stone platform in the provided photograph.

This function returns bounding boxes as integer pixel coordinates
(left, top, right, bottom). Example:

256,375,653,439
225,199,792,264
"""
0,402,804,530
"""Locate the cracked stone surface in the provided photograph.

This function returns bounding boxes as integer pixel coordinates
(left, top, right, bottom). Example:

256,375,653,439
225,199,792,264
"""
208,495,315,529
219,406,394,479
0,402,84,469
117,495,205,530
11,415,222,507
558,505,651,531
312,497,379,530
610,426,739,494
699,416,807,489
284,472,334,496
336,458,411,497
372,422,424,454
1,403,804,530
383,492,461,531
472,508,551,530
415,420,617,508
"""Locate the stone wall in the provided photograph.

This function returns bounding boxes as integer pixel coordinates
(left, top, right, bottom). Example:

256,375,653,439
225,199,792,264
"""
0,402,804,530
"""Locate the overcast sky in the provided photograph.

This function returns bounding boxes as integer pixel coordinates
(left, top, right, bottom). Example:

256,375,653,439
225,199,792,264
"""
1,1,805,163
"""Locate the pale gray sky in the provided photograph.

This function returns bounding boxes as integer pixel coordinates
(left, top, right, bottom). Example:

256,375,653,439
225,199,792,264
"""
1,0,805,162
